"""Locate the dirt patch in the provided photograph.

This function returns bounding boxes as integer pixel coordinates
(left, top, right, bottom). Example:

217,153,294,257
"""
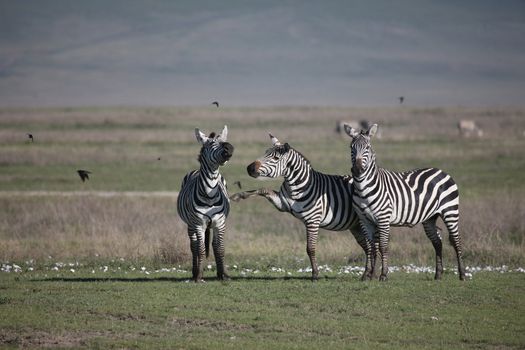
170,317,255,332
0,329,115,348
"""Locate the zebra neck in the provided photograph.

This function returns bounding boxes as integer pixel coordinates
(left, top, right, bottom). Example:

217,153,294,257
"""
283,155,314,196
198,163,221,197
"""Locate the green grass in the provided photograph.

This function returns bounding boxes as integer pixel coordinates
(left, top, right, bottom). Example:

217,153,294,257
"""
1,271,524,349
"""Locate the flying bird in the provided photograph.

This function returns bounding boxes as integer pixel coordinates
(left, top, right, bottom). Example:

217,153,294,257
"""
77,170,91,182
233,181,242,190
211,101,219,108
27,133,34,142
399,96,404,104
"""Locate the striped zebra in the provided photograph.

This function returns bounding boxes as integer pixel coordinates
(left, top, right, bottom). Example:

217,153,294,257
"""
177,125,234,282
230,134,373,281
343,123,466,281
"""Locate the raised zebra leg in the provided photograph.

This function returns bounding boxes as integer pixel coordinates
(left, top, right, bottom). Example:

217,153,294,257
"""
229,190,259,202
188,226,206,282
350,228,374,281
442,212,466,280
422,216,444,280
212,225,230,280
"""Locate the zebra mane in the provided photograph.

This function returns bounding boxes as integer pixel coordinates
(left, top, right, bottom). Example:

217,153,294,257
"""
283,144,311,166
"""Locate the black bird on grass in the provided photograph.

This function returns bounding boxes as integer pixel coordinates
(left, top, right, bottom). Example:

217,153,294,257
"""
77,170,91,182
399,96,404,104
27,133,34,142
211,101,219,108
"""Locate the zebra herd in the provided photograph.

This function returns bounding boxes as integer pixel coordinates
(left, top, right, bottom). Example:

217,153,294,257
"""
177,124,465,282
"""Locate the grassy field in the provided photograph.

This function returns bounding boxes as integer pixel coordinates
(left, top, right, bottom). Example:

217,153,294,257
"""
1,271,524,349
1,106,524,348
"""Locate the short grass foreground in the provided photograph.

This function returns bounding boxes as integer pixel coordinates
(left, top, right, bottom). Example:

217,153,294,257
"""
1,271,524,349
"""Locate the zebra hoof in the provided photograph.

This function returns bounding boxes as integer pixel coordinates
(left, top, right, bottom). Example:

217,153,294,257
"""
193,278,206,283
218,273,231,281
229,193,242,202
379,274,388,282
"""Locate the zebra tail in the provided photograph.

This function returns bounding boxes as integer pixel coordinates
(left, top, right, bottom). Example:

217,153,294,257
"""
205,227,211,258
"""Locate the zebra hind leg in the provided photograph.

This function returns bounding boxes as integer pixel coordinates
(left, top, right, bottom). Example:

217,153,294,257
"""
212,225,230,281
442,213,466,280
189,227,206,282
422,216,444,280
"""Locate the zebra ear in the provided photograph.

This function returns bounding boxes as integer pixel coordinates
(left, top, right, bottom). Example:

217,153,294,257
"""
218,125,228,142
367,124,378,138
343,123,359,138
269,133,281,146
195,128,208,145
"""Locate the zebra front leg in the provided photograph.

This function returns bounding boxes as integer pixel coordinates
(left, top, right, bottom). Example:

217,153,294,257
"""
350,227,373,281
376,221,391,281
305,224,320,281
359,219,378,280
188,226,206,282
212,225,230,280
229,190,258,202
230,189,288,212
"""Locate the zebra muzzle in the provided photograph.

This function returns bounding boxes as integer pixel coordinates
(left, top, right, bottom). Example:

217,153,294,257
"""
247,161,260,178
354,158,364,173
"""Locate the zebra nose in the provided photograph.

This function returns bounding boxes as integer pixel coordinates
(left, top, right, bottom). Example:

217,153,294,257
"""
222,143,234,158
247,161,260,178
355,157,364,172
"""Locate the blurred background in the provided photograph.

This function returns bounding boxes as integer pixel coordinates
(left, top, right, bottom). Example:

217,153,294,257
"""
1,0,524,108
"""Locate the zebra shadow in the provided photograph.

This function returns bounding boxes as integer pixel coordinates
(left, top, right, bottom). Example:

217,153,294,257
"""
30,275,341,283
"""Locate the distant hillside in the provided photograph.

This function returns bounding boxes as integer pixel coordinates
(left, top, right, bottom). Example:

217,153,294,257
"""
0,0,524,107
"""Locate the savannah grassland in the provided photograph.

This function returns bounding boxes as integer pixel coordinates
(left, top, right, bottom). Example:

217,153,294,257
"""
1,106,524,349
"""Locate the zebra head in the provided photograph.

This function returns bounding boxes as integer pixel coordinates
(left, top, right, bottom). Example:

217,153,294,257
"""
344,123,378,176
247,133,291,178
195,125,234,168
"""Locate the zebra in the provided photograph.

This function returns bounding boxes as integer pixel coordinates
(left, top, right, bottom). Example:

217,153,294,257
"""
230,133,373,281
343,123,466,281
177,125,234,282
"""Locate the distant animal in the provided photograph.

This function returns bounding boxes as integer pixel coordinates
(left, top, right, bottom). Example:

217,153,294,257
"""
335,120,358,134
177,125,234,282
233,181,242,190
211,101,219,108
77,170,91,182
458,120,483,137
230,133,373,281
399,96,404,104
27,133,34,142
344,123,466,281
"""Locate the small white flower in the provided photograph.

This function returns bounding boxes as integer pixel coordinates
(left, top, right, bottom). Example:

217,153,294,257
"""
207,264,212,270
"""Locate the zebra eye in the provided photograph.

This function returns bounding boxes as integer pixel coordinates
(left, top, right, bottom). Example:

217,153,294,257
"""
273,155,280,160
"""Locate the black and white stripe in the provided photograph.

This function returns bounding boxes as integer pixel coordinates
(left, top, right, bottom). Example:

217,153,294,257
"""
177,125,234,282
344,123,466,281
232,134,372,281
